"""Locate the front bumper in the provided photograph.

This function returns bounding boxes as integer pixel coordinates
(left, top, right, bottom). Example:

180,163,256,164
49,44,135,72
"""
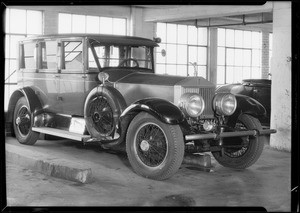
185,129,277,141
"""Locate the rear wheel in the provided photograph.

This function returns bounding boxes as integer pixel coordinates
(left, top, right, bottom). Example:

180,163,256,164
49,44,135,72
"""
126,112,184,180
212,114,266,169
13,97,39,145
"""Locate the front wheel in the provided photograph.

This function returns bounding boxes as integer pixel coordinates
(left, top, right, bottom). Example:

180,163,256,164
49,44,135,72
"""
13,97,39,145
126,112,184,180
212,114,266,169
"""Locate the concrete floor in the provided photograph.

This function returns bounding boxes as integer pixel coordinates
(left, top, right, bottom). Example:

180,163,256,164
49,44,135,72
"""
5,136,291,211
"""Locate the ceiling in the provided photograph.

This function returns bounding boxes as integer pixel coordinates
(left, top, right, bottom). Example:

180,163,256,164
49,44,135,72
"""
134,5,273,32
172,12,273,32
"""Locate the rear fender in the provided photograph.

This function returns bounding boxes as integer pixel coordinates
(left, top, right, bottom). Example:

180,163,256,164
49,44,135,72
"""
6,87,43,124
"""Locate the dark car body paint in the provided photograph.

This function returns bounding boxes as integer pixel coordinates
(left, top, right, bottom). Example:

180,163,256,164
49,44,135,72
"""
120,98,185,125
217,79,271,125
227,94,267,127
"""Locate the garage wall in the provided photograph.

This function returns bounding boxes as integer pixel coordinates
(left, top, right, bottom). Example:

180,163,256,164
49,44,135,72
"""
270,2,291,151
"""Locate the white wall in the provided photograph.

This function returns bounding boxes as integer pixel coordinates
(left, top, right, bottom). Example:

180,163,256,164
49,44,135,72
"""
270,2,291,151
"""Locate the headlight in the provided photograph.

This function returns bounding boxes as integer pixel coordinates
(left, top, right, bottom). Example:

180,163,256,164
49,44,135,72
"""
179,93,205,118
213,93,237,116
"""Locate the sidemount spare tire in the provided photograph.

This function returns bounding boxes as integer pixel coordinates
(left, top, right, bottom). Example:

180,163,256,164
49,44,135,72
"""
84,86,127,139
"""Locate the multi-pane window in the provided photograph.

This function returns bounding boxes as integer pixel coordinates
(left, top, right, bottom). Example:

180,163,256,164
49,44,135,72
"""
58,13,126,35
156,23,208,78
217,28,262,85
5,8,43,111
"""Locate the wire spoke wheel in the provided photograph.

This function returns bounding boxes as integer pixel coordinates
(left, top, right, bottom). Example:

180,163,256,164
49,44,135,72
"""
126,112,184,180
135,123,167,167
212,114,266,169
89,96,114,136
224,122,250,158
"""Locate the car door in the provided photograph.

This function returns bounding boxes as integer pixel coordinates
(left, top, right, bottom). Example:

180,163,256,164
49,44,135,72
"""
20,39,61,113
59,38,87,116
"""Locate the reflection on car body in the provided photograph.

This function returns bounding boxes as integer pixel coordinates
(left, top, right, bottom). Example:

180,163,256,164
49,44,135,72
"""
7,34,276,180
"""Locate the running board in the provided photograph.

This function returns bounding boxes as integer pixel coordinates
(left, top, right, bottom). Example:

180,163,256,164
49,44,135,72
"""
32,127,91,142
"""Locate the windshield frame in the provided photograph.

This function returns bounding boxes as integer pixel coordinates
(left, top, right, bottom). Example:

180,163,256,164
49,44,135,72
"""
88,39,155,73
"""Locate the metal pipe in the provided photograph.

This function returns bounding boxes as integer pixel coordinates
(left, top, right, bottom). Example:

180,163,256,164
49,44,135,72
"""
195,20,273,28
185,129,276,141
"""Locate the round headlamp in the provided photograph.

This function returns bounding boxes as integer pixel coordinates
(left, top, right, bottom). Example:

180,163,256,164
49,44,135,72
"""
213,93,237,116
179,93,205,118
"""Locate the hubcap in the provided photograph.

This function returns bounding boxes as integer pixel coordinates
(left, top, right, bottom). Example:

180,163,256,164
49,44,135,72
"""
16,106,31,137
140,140,150,151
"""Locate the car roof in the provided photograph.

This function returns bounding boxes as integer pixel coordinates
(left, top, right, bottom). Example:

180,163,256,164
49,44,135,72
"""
21,34,159,47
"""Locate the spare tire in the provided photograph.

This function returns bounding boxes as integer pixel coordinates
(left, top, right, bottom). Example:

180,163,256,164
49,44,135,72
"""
84,86,127,139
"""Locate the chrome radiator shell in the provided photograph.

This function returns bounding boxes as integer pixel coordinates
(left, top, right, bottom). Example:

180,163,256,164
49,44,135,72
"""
174,85,215,118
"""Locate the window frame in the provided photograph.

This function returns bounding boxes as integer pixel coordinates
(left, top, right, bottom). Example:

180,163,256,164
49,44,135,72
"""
37,39,61,73
217,28,262,85
155,22,208,78
60,38,86,74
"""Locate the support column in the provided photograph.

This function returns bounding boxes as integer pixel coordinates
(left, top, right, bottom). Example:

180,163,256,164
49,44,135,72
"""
208,28,218,84
270,2,291,151
130,6,154,39
261,31,270,79
44,10,59,34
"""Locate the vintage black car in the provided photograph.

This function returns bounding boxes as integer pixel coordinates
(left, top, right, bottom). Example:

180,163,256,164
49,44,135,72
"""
7,34,276,180
216,79,271,126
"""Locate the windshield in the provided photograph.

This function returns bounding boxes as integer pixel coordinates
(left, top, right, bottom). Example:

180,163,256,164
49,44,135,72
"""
88,40,154,71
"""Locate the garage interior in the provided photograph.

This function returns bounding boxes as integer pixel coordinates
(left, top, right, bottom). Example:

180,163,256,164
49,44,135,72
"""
3,2,293,211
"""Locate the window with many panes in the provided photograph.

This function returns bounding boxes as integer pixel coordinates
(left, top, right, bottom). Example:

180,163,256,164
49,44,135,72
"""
58,13,126,35
217,28,262,85
156,23,208,78
5,8,43,111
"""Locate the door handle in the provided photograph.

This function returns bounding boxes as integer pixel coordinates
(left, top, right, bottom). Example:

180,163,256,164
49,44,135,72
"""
81,75,87,79
53,74,60,78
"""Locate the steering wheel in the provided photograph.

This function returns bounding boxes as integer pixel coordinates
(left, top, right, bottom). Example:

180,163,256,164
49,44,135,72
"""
118,58,139,67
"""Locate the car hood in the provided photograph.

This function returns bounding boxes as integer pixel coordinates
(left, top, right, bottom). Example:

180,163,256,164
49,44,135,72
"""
104,68,215,108
103,68,214,87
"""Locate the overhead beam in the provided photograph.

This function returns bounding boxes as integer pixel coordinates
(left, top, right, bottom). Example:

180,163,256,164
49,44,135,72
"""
143,3,273,22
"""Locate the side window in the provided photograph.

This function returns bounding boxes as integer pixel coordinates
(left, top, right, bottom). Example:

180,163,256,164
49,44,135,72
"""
40,40,58,70
22,42,37,70
62,41,83,71
88,46,106,69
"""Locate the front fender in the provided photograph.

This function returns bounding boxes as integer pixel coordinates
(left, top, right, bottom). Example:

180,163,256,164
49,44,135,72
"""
120,98,185,125
228,94,267,125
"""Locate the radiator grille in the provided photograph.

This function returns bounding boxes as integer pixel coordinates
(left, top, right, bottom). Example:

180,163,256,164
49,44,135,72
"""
182,87,215,118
